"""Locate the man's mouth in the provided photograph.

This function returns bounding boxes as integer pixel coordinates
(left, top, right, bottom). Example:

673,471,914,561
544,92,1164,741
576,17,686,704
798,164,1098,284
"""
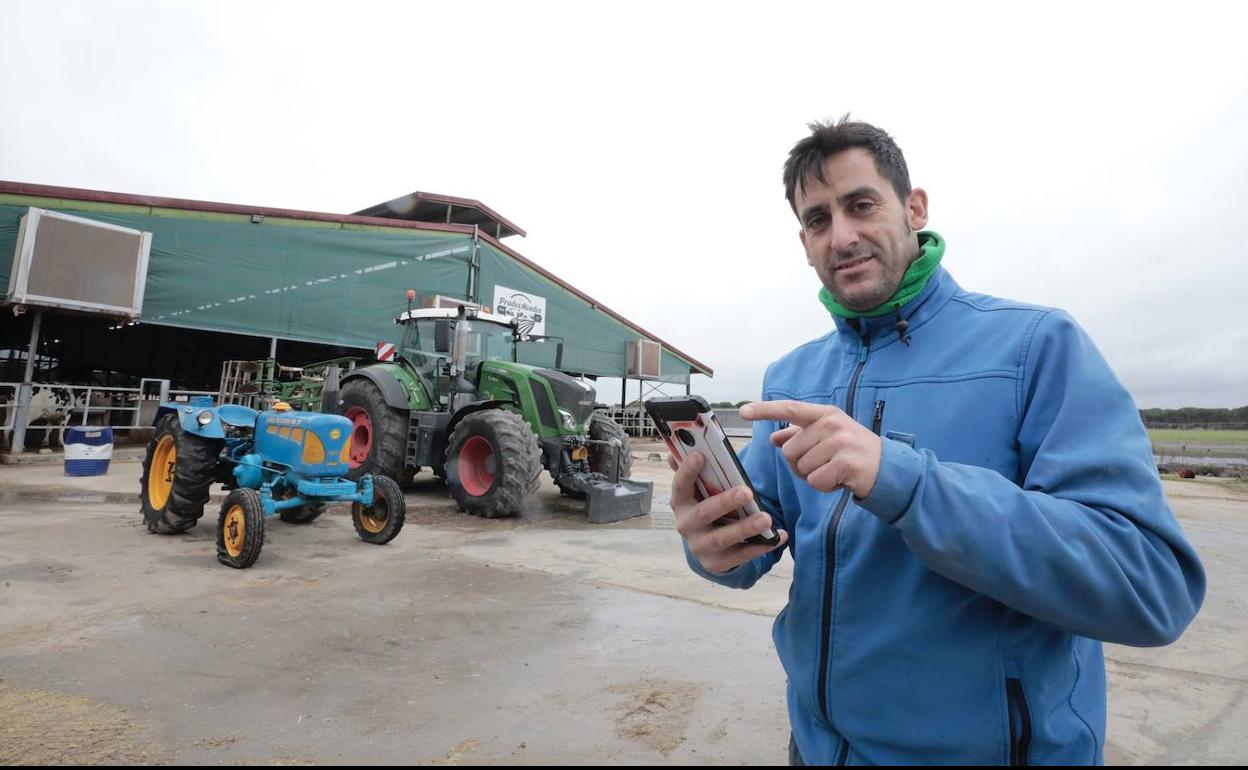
833,255,873,271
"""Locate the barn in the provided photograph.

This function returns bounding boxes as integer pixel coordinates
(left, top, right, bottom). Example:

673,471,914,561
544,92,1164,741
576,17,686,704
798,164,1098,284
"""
0,181,710,450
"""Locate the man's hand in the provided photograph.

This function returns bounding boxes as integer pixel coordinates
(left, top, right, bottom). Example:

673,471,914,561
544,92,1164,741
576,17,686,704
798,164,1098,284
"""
670,452,788,575
739,400,882,498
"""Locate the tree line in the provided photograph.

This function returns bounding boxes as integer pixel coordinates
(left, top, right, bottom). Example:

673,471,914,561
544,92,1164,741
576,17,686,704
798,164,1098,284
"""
1140,406,1248,428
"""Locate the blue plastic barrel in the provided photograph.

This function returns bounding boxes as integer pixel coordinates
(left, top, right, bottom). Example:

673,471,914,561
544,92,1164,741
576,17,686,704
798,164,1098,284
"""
64,426,113,476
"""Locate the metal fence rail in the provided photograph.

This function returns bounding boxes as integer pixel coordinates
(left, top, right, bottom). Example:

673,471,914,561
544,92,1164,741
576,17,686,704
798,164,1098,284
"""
0,380,219,450
603,406,657,438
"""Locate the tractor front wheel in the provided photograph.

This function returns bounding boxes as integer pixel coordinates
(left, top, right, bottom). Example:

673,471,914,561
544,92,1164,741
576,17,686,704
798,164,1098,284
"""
589,412,634,479
352,475,406,544
216,489,266,568
445,410,542,518
556,414,635,500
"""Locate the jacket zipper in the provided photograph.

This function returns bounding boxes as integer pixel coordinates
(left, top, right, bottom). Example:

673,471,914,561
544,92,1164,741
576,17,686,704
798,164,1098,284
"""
1006,678,1032,766
871,400,886,435
817,336,871,727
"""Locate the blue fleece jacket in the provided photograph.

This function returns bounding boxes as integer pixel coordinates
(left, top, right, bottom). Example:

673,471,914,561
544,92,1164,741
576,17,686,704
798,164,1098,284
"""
685,267,1205,765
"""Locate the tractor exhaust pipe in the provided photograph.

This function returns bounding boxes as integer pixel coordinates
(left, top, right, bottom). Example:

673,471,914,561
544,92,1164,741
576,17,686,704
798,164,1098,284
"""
321,365,341,415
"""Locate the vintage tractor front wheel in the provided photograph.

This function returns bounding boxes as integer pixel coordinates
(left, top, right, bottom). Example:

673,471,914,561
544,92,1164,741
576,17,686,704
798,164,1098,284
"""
445,410,542,518
216,489,266,568
352,475,407,544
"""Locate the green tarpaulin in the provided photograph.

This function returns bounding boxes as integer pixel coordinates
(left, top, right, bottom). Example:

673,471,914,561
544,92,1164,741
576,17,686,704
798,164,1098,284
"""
0,196,703,384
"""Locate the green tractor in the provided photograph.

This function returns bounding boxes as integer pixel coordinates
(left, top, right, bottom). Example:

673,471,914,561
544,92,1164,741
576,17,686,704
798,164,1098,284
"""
336,302,652,523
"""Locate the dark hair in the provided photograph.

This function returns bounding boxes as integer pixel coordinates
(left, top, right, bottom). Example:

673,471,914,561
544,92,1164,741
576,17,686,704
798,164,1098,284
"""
783,115,912,215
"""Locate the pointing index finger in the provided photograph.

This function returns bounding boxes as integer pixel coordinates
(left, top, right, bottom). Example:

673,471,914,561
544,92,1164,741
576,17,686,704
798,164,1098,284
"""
739,399,835,428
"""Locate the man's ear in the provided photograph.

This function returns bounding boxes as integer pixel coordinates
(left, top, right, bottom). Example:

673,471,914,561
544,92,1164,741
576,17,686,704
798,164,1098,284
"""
907,188,929,231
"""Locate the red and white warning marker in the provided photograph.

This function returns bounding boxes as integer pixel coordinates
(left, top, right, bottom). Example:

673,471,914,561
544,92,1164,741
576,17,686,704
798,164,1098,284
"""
376,341,396,362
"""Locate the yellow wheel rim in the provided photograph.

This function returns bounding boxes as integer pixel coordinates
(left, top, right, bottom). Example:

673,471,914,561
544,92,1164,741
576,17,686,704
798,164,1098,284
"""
148,435,177,510
358,499,388,534
223,505,247,557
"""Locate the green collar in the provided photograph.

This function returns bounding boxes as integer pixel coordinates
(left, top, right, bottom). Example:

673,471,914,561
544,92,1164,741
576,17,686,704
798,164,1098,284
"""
818,230,945,319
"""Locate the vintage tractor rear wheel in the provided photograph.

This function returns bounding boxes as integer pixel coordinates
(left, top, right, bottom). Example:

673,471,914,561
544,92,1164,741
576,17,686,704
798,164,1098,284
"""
139,413,223,534
445,410,542,518
274,486,325,524
352,475,406,544
340,378,412,485
216,489,266,568
278,500,325,524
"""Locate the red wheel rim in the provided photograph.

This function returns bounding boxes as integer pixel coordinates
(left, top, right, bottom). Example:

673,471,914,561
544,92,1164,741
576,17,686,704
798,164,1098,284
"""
458,436,495,496
345,406,373,468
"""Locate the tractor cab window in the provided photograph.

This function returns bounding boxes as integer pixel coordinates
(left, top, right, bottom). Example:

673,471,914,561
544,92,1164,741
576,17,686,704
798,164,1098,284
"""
402,319,444,385
461,320,515,371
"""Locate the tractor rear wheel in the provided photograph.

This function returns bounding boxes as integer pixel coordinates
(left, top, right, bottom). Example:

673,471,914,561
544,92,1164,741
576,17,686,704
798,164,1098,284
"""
216,489,266,568
445,410,542,518
340,378,411,485
139,413,223,534
278,500,326,524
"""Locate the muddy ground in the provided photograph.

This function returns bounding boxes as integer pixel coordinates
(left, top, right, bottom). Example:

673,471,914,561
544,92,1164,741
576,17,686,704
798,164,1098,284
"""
0,443,1244,764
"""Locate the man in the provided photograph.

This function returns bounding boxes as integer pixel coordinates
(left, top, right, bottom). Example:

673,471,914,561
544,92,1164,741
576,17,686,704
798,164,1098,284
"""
672,117,1206,765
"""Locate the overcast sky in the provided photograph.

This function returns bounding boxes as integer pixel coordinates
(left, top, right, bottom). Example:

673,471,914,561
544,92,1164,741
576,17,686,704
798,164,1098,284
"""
3,0,1245,408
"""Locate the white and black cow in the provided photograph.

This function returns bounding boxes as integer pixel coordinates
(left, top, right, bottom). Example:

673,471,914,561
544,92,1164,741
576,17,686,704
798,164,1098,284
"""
1,385,111,451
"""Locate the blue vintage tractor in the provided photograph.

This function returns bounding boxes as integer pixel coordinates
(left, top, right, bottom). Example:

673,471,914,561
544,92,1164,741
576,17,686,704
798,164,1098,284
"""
139,396,405,568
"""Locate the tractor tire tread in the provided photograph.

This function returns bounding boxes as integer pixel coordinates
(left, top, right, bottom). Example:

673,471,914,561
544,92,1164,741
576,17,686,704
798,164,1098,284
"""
446,410,542,519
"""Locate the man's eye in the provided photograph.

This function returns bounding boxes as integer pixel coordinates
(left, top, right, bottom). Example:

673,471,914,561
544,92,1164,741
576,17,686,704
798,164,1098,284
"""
805,215,828,229
852,200,875,214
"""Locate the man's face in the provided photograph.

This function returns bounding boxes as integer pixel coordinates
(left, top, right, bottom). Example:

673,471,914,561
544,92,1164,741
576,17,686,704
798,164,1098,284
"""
796,148,929,313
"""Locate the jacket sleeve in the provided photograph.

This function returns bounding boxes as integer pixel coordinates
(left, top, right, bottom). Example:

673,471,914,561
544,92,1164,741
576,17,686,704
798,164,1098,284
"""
684,372,791,589
857,310,1206,646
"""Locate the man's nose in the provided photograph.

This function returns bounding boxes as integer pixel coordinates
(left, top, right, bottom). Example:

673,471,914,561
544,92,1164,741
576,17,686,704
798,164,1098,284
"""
828,217,860,254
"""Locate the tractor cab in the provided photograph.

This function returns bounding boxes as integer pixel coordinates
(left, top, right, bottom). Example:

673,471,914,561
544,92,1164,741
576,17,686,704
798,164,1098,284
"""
395,305,562,412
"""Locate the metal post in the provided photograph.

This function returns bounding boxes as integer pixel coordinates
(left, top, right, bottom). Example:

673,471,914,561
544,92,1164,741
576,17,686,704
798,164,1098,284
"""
81,386,93,426
621,377,627,408
686,380,691,396
465,225,481,305
269,337,278,358
10,309,44,453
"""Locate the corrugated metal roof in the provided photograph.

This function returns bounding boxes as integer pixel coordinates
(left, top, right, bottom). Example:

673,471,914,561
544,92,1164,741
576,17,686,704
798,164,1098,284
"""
353,191,526,239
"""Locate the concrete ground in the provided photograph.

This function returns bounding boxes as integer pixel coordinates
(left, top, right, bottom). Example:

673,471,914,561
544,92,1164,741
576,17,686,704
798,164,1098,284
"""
0,442,1244,765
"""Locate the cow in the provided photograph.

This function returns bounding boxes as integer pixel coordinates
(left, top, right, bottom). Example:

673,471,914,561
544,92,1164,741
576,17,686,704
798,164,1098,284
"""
1,385,112,451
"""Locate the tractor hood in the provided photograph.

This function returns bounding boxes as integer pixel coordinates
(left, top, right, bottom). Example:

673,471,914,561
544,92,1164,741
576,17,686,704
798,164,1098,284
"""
536,368,596,426
476,360,598,434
